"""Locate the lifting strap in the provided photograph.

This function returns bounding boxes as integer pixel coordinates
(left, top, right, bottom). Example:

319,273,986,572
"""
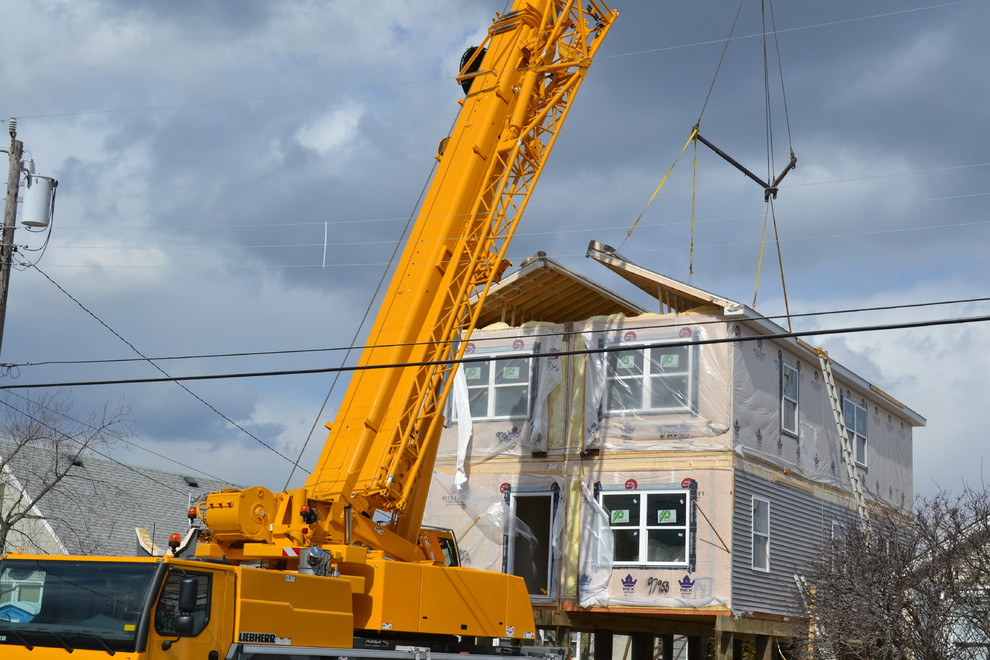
619,126,698,248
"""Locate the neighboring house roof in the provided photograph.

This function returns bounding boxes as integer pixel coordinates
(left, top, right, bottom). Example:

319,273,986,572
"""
0,441,237,557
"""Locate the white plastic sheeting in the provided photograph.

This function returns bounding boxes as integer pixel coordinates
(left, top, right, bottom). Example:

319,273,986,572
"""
577,471,732,609
577,481,612,608
424,471,566,593
446,324,564,477
581,314,733,452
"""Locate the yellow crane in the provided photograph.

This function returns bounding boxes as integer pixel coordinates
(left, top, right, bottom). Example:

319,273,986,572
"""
0,2,615,658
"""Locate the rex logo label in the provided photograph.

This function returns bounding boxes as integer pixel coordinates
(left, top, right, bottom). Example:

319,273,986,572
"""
657,509,677,524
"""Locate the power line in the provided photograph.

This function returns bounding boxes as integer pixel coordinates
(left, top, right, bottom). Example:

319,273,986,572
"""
3,312,989,391
8,0,973,122
0,397,179,492
30,265,307,473
24,188,990,273
2,389,230,483
43,161,990,237
5,295,990,371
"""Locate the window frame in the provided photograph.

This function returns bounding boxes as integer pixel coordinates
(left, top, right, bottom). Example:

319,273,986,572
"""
842,396,868,468
780,360,799,437
457,346,538,422
599,486,693,568
752,497,771,572
504,487,559,601
154,569,213,637
602,340,699,416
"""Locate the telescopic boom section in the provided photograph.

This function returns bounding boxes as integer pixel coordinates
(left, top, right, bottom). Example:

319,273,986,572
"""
198,0,615,565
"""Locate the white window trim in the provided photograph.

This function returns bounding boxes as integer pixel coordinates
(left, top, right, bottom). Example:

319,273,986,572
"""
456,349,536,422
780,361,799,436
752,496,771,572
600,487,693,567
843,397,868,468
603,341,697,416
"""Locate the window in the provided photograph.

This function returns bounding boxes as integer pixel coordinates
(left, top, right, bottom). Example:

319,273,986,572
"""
154,570,212,637
601,489,690,566
604,343,696,414
781,362,799,436
843,397,868,467
752,497,770,572
462,354,535,420
506,490,558,599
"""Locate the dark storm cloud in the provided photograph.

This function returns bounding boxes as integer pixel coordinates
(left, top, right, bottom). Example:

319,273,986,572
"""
0,0,986,491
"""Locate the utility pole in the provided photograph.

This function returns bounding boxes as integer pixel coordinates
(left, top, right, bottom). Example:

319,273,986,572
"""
0,119,24,359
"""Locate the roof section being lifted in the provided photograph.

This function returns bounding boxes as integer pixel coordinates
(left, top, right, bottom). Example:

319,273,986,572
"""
586,240,745,315
474,251,646,328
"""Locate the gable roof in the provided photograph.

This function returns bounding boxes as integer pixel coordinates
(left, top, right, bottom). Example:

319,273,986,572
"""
1,441,237,556
474,251,647,327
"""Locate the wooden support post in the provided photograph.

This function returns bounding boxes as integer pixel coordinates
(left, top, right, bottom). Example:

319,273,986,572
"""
631,633,654,660
660,635,674,660
594,631,614,660
756,635,774,660
715,631,733,660
687,636,706,660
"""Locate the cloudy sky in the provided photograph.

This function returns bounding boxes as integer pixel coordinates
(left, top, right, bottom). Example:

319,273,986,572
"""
1,0,987,498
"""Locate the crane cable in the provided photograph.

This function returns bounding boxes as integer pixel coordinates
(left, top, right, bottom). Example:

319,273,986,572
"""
620,0,744,254
754,0,796,329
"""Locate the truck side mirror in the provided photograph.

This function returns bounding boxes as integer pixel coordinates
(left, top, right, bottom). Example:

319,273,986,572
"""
175,614,195,635
178,578,198,613
162,577,199,651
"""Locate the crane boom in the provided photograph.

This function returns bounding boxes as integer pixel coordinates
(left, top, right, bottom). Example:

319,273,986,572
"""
307,0,618,555
192,0,616,641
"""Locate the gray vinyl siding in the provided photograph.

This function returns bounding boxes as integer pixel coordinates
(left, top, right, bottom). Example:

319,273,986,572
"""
731,469,855,616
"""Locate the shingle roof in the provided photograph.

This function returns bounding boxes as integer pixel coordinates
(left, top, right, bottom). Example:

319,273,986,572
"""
1,441,237,556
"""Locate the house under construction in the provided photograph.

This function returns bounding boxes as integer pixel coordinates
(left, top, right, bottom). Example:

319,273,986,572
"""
422,242,924,659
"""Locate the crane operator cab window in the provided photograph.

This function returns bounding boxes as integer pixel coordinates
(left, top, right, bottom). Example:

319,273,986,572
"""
154,570,212,637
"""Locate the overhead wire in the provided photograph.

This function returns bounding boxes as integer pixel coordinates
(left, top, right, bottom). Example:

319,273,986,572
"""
2,389,229,483
0,397,181,492
41,161,990,239
281,105,449,491
3,312,989,391
7,1,974,123
5,295,990,372
29,264,305,473
20,208,990,273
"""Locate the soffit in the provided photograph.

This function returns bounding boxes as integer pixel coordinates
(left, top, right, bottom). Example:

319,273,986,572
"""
475,253,647,328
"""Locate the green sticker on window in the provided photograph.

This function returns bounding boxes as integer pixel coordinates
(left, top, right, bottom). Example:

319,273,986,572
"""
657,509,677,524
610,510,630,524
465,366,481,381
659,354,679,368
617,355,636,370
503,366,520,379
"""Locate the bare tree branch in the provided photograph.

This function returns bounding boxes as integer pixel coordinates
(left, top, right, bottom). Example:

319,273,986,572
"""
0,392,132,554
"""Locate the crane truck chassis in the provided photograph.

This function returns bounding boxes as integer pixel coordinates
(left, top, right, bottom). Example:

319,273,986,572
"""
0,1,616,658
